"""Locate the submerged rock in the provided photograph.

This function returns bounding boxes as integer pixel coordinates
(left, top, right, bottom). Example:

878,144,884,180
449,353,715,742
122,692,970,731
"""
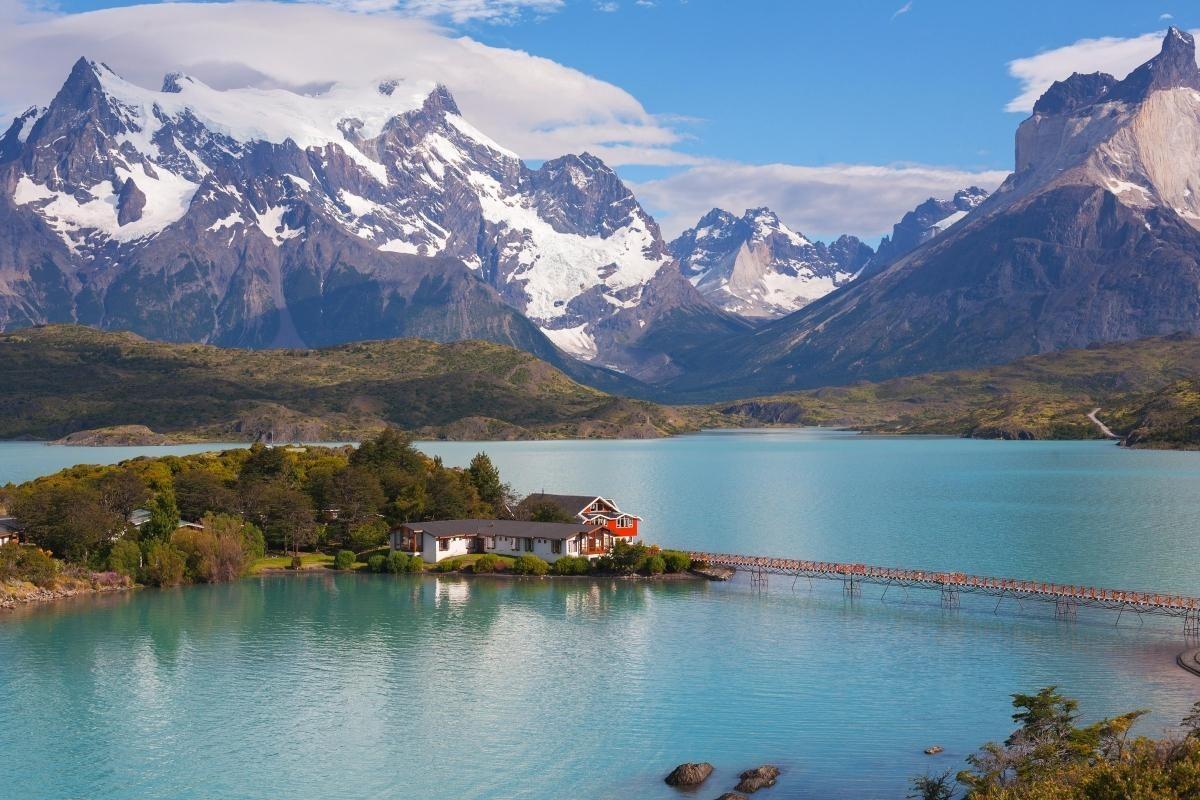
924,745,944,755
734,765,780,793
664,762,713,787
715,794,748,800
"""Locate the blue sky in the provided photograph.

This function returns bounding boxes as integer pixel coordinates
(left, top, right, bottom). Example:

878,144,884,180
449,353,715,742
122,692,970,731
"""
4,0,1193,239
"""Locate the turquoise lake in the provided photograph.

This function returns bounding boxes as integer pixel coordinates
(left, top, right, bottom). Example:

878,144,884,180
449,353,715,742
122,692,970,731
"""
3,431,1200,798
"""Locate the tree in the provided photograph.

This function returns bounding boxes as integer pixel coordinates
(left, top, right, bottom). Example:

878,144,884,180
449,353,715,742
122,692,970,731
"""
139,490,180,541
424,461,478,520
528,502,574,523
107,538,142,578
908,771,955,800
328,466,386,527
347,518,389,552
12,483,124,562
95,468,150,524
467,452,509,513
175,469,239,520
333,550,356,570
351,428,425,475
1181,700,1200,740
142,540,186,587
243,480,318,555
239,443,291,484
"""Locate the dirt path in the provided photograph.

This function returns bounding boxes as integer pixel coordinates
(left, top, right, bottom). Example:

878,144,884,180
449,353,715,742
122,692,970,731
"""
1087,407,1119,439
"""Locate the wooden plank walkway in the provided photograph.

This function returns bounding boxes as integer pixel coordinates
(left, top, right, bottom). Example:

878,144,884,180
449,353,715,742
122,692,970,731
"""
687,551,1200,632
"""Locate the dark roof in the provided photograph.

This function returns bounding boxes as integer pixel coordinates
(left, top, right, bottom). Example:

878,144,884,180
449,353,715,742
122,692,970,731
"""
400,519,601,541
0,517,23,534
513,493,599,518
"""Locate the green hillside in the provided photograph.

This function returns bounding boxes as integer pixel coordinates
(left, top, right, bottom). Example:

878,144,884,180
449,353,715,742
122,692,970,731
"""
0,326,715,442
713,334,1200,446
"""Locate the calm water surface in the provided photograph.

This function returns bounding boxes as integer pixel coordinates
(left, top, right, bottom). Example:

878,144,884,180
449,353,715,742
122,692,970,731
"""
2,431,1200,799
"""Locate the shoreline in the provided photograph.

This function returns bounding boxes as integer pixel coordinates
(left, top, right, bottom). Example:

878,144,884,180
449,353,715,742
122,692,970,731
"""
1,577,135,612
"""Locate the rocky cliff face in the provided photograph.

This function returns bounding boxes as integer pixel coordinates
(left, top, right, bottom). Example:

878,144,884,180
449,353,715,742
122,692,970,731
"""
663,28,1200,398
859,187,987,278
668,207,871,318
0,59,736,380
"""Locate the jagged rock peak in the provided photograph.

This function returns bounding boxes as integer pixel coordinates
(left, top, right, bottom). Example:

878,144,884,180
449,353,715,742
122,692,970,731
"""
421,83,460,116
1113,26,1200,101
1033,72,1118,115
161,72,195,94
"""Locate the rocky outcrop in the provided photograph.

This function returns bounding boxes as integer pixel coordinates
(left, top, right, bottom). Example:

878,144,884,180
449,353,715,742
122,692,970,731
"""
664,762,713,787
859,187,987,278
53,424,170,446
734,765,780,793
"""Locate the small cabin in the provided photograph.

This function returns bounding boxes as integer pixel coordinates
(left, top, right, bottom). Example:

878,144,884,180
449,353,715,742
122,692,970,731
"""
512,494,640,538
0,516,23,546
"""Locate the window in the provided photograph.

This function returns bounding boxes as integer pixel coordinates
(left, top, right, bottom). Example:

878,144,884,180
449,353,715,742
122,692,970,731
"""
567,540,576,553
438,539,448,551
524,537,534,552
484,537,494,550
511,537,520,551
552,540,562,554
617,516,632,529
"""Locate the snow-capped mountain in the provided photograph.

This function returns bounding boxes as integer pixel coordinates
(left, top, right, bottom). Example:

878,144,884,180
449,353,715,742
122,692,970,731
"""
668,208,872,318
0,58,736,379
664,27,1200,397
858,187,988,278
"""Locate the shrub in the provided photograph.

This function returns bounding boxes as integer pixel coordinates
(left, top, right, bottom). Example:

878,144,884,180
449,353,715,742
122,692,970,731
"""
662,550,691,573
347,518,388,552
333,550,355,570
597,540,649,574
90,571,128,589
640,555,666,576
368,554,387,573
434,558,461,573
385,550,411,574
143,541,186,587
551,555,591,576
290,555,303,570
512,554,549,576
472,554,501,573
0,543,59,587
107,539,142,578
404,555,425,573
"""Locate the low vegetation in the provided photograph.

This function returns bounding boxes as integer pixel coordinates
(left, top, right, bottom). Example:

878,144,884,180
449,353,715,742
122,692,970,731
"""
717,334,1200,445
909,687,1200,800
0,325,716,442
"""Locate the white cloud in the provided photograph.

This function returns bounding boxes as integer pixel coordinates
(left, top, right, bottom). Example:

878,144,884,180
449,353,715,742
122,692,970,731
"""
1161,13,1174,21
1006,28,1195,112
634,162,1009,241
398,0,563,23
891,1,912,20
0,1,687,166
595,1,618,10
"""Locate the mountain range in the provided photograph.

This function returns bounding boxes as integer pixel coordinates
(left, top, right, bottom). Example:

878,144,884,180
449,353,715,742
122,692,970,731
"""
5,29,1200,402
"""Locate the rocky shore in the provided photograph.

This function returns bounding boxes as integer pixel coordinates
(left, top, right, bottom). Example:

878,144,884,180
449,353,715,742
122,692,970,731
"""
1,574,134,610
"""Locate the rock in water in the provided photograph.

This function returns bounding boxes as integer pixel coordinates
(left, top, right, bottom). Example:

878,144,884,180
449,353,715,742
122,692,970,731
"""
664,762,714,787
734,765,780,793
924,745,944,755
715,794,748,800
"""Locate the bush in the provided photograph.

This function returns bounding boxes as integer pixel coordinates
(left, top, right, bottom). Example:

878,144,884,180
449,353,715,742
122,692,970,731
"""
434,558,461,573
597,540,649,574
333,550,356,570
143,541,186,587
290,555,303,570
640,555,666,575
512,554,549,576
107,538,142,578
404,555,425,573
551,555,591,576
472,554,501,573
368,554,387,573
385,550,411,574
662,550,691,573
347,518,389,552
0,543,59,587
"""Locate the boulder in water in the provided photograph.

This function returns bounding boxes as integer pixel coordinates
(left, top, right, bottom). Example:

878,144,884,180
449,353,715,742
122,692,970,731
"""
734,765,780,793
664,762,713,787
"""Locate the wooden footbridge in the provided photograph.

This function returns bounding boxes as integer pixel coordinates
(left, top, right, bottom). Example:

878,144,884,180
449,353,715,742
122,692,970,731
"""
687,552,1200,635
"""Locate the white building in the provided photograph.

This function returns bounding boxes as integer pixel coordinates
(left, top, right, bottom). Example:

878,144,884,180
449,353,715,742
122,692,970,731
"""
390,519,614,564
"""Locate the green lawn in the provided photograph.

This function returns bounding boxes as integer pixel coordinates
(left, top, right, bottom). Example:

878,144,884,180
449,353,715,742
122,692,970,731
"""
248,553,335,574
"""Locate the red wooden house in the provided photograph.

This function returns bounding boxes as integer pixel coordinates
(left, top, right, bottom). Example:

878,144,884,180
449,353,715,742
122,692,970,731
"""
514,494,640,538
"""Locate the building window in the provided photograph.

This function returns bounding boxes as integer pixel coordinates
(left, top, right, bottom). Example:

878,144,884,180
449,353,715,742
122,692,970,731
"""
552,540,562,554
485,537,494,549
511,537,519,550
617,516,632,529
438,539,448,551
524,537,534,552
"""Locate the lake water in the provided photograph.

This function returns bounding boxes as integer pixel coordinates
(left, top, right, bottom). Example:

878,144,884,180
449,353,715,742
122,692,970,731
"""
3,431,1200,799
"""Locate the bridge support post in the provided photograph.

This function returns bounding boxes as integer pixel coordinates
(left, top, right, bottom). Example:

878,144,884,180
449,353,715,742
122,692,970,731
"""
1185,610,1200,637
749,569,768,588
843,577,860,599
941,586,960,609
1055,598,1077,620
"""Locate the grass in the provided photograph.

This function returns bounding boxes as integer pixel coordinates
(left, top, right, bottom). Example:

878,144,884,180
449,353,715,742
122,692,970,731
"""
247,553,335,575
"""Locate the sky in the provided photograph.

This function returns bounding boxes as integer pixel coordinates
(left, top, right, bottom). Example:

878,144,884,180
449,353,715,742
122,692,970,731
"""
1,0,1194,242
